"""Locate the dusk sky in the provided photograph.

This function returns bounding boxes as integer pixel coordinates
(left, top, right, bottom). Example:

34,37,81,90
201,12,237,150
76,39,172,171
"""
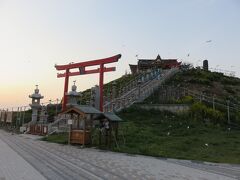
0,0,239,109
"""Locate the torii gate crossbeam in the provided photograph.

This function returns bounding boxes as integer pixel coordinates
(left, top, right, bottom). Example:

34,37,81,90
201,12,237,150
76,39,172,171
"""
55,54,121,111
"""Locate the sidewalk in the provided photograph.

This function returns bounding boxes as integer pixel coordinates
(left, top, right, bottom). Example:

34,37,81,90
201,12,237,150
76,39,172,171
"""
0,137,46,180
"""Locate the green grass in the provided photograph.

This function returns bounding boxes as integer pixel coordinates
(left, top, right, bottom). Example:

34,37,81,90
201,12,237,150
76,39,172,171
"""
114,107,240,164
42,133,68,144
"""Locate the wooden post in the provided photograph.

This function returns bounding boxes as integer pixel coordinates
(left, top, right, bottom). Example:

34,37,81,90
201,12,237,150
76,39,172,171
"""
89,115,93,145
105,123,108,146
99,131,101,146
83,116,86,147
77,114,80,129
109,123,112,148
68,113,73,145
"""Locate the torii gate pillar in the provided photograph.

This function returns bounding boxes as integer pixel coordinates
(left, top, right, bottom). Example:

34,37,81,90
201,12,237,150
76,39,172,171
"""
99,64,104,111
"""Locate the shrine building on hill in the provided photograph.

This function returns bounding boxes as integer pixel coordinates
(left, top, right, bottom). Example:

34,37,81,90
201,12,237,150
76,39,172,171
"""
129,54,181,74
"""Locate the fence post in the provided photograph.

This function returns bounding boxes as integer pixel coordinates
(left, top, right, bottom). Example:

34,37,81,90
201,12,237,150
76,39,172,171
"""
200,92,203,103
212,95,215,110
16,107,19,127
227,100,230,124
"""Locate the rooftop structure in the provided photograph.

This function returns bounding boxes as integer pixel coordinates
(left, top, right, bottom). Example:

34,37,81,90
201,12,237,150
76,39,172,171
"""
129,54,181,74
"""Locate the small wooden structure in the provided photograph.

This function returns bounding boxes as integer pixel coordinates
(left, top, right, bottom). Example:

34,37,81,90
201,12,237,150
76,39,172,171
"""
59,105,102,145
97,112,122,147
59,105,122,146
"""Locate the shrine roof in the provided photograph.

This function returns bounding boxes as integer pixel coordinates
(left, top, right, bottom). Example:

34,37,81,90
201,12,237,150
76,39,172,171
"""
103,112,122,122
73,105,102,114
93,112,123,122
60,105,102,115
138,59,178,62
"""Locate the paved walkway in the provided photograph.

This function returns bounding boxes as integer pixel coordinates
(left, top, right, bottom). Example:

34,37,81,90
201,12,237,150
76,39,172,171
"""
0,130,239,180
0,135,46,180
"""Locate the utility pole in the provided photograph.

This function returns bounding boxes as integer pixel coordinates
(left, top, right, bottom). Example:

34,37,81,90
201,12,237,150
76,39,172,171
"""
56,98,59,116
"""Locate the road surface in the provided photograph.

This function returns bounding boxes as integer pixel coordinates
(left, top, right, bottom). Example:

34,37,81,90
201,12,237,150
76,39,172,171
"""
0,130,239,180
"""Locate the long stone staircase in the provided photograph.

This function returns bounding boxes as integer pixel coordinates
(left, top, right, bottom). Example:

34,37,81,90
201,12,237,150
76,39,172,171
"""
103,67,180,112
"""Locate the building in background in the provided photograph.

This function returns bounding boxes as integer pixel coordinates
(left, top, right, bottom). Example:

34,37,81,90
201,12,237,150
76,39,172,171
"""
129,54,181,74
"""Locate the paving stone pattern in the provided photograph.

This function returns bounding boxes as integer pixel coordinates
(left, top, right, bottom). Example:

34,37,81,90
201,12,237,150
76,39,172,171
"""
0,135,46,180
0,130,239,180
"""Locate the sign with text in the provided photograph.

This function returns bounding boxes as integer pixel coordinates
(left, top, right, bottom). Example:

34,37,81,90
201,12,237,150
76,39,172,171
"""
67,119,73,125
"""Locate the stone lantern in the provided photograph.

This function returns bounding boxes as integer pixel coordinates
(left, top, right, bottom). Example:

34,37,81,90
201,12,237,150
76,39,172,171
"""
66,81,81,107
29,85,44,124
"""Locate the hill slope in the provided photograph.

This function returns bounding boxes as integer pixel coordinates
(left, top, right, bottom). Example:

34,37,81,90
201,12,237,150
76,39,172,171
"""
113,68,240,163
116,107,240,164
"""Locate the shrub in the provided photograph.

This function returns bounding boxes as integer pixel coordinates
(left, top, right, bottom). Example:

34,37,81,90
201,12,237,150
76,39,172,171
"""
189,78,211,85
220,77,240,85
190,102,225,124
224,85,235,94
176,96,193,104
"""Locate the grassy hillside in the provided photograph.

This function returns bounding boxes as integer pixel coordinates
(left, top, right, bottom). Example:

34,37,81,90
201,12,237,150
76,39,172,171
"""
167,68,240,104
144,68,240,124
115,106,240,164
109,69,240,163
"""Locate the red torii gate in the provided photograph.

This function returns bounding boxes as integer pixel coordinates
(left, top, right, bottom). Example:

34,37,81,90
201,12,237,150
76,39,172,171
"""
55,54,121,111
